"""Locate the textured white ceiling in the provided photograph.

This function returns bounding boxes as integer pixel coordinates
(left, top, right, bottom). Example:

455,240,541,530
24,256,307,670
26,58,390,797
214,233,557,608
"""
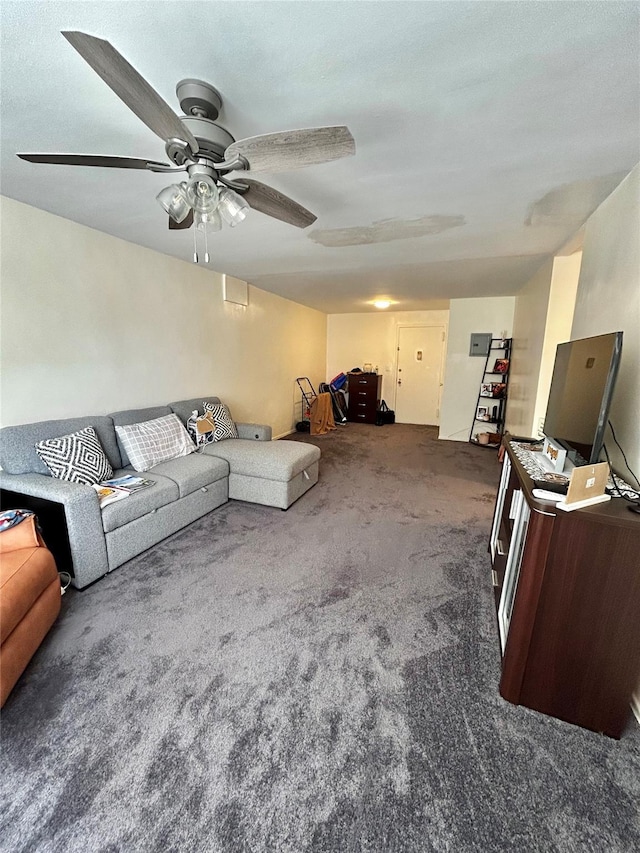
1,1,638,313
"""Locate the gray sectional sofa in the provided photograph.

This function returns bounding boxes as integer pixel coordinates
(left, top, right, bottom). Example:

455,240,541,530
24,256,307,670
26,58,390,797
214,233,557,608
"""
0,396,320,589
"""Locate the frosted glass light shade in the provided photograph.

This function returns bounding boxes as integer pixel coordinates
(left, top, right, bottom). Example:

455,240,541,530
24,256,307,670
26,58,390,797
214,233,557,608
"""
185,174,219,214
156,183,190,223
218,187,249,227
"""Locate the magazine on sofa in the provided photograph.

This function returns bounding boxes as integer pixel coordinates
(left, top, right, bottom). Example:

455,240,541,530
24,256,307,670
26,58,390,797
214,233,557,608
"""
101,475,155,493
92,484,130,508
92,476,155,508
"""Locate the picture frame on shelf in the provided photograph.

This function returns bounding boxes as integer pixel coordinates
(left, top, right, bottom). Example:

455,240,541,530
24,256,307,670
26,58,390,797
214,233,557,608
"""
481,383,493,396
493,358,510,373
542,436,567,473
491,383,507,398
477,405,490,421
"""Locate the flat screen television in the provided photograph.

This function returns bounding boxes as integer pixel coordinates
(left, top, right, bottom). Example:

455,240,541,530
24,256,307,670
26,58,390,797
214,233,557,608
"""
543,331,623,466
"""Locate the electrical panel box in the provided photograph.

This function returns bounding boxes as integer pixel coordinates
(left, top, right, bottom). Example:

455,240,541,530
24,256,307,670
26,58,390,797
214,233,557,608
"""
469,333,492,357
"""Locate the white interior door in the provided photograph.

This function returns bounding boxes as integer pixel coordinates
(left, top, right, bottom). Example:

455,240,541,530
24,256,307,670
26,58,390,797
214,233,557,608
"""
395,326,445,424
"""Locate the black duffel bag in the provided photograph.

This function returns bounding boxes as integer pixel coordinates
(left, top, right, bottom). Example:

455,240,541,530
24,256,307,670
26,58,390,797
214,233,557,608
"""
376,400,395,426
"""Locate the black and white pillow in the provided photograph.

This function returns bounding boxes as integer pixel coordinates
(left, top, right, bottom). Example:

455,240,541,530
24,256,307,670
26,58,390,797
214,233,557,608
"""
203,401,239,442
35,426,113,485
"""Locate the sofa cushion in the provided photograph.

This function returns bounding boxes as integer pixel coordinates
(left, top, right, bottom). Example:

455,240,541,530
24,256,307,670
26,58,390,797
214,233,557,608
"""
110,406,173,467
149,453,229,498
35,427,114,485
115,414,196,472
100,470,179,534
0,415,120,475
203,439,320,482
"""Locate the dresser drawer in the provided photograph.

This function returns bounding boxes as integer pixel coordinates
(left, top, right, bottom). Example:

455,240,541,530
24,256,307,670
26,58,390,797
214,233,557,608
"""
348,373,381,399
347,398,378,423
350,385,377,403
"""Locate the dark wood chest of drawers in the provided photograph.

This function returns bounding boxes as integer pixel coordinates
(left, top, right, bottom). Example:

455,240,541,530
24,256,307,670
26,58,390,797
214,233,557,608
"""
347,373,382,424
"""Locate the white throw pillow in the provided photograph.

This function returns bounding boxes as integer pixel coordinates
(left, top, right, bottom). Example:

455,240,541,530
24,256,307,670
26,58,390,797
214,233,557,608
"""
115,414,196,472
35,426,113,485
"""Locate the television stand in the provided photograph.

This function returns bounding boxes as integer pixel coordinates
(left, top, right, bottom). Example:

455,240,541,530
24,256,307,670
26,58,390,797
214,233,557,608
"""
490,440,640,737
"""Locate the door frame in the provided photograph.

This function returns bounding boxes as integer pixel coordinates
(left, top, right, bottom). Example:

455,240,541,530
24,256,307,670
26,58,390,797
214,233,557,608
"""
393,324,447,423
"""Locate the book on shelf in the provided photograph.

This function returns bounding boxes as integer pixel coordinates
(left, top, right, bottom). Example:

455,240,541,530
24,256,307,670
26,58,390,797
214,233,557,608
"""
101,475,155,493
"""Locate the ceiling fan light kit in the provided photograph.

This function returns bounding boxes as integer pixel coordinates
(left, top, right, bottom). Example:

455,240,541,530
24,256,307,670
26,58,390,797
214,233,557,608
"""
155,183,190,223
184,173,219,215
17,31,356,265
195,209,222,233
218,187,250,227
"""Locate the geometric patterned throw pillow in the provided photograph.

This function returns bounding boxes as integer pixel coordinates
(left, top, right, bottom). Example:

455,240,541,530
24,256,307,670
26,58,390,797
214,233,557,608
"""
115,413,196,472
35,426,113,485
203,401,239,442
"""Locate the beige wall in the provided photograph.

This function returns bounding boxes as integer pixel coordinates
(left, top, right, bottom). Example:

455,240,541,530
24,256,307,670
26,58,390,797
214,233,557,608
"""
439,297,515,441
571,164,640,477
327,309,449,404
506,252,582,438
0,197,326,438
506,260,554,437
531,252,582,435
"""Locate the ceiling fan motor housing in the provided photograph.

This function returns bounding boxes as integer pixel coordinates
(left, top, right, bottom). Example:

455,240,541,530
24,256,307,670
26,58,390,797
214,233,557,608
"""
167,116,235,165
176,79,222,120
166,79,234,165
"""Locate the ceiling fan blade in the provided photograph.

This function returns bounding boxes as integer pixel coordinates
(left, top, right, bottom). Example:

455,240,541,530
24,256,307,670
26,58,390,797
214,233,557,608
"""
17,153,171,170
169,210,193,230
61,31,198,153
241,179,317,228
225,126,355,174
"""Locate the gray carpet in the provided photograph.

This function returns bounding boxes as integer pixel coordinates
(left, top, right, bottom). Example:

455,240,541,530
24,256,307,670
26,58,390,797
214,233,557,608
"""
1,424,639,852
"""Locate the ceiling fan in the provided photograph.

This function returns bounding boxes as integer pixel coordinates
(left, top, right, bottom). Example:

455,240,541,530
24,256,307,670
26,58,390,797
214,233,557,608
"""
17,32,355,260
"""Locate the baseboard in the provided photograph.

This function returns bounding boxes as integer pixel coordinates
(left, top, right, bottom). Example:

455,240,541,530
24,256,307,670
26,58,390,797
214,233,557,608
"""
631,691,640,727
273,429,296,440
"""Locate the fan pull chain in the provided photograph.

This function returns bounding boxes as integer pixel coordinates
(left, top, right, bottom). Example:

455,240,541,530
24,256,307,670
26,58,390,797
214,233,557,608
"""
204,224,210,265
193,224,198,264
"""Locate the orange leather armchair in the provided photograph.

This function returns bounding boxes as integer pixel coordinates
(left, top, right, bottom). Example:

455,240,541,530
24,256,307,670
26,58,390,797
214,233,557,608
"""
0,515,61,707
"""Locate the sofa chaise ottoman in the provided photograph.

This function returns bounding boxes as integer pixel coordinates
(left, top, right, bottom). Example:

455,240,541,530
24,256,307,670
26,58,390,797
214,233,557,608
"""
0,396,320,589
170,398,320,511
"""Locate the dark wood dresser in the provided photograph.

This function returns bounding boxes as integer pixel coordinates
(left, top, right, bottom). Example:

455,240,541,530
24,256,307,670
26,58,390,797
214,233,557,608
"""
347,373,382,424
490,440,640,737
